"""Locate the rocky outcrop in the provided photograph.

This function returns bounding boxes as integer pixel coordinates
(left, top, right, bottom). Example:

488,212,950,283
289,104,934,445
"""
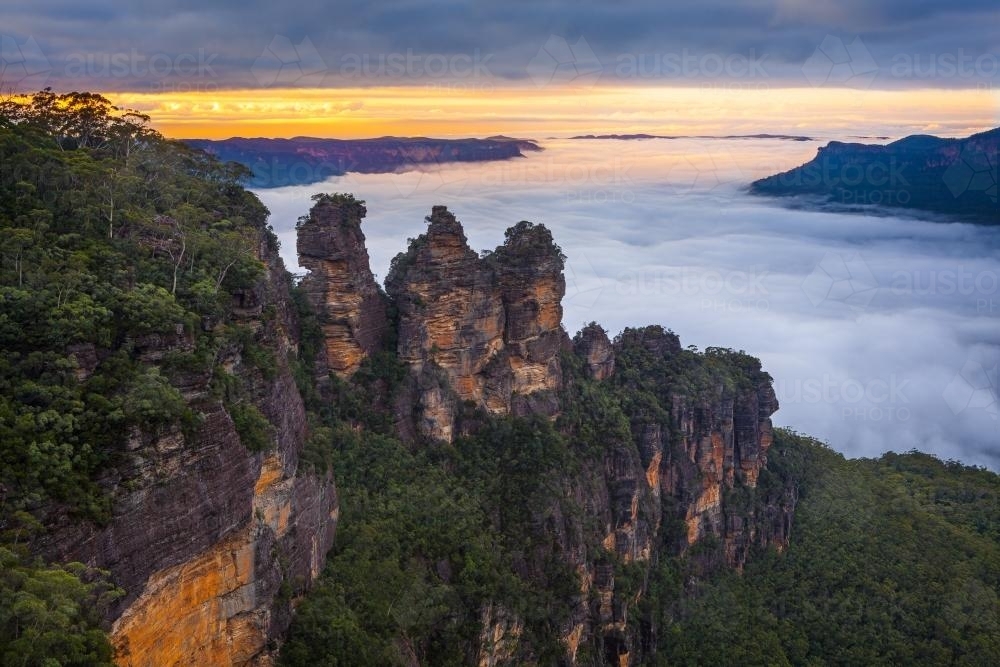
456,323,788,665
288,199,791,665
477,603,524,667
385,206,566,441
35,236,338,666
297,194,388,378
387,206,504,429
573,323,615,381
493,220,566,409
548,325,790,663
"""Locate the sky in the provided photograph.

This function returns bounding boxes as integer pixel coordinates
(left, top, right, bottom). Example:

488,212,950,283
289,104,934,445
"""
255,137,1000,469
1,0,997,137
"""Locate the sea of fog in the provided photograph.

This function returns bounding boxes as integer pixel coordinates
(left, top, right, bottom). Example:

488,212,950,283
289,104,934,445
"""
254,137,1000,469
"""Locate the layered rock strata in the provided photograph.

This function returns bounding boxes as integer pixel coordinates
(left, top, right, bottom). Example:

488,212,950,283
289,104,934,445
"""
556,326,788,663
384,206,566,441
36,235,338,666
297,194,388,378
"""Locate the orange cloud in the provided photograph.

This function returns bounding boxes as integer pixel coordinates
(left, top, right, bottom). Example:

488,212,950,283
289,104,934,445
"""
108,85,998,139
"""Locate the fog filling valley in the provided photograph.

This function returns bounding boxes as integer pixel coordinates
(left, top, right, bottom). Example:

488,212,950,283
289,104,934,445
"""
256,138,1000,470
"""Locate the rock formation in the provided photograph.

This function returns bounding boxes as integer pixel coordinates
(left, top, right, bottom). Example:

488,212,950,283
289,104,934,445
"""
36,235,338,666
293,201,790,664
493,220,566,410
42,197,788,666
573,323,615,381
297,194,388,378
384,206,566,441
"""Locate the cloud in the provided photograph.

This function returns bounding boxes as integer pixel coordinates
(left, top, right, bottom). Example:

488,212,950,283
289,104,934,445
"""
1,0,997,91
255,135,1000,470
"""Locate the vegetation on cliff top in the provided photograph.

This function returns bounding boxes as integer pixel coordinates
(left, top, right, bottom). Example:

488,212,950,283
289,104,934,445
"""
0,90,277,522
0,91,282,663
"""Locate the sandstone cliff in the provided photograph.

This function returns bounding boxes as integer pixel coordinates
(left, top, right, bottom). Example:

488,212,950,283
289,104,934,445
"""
482,324,789,665
35,235,338,666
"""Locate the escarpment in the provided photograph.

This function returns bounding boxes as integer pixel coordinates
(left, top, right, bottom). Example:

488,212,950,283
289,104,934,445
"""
34,235,338,666
1,87,806,667
295,200,794,666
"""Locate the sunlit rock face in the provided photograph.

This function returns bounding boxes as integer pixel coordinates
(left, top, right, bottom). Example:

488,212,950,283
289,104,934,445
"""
493,219,566,408
388,206,505,413
385,206,566,441
477,602,524,667
110,451,336,666
35,240,338,666
297,194,389,378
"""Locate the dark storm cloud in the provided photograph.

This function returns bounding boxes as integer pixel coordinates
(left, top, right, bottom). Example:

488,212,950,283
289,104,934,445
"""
1,0,996,90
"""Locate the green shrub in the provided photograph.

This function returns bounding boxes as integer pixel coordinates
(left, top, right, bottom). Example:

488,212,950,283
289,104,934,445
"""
227,401,273,452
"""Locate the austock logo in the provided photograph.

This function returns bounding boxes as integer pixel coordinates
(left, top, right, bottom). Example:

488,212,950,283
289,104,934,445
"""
943,144,998,204
666,144,745,197
564,253,607,310
770,154,913,206
527,35,602,87
0,34,50,90
64,49,218,80
776,374,912,423
616,266,771,313
252,36,327,87
802,35,878,88
245,157,352,189
613,48,769,80
386,158,472,203
338,50,493,80
943,359,998,423
801,252,879,312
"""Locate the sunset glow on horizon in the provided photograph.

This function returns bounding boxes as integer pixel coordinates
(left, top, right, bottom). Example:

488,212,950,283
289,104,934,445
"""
109,85,999,140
